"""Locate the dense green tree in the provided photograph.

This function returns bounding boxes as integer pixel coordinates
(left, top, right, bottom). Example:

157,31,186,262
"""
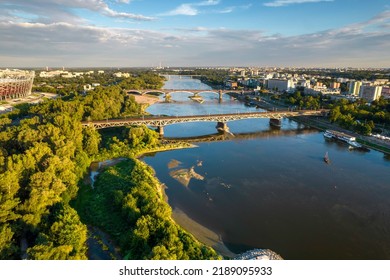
329,98,390,135
0,171,21,224
20,171,66,227
0,224,18,259
127,125,160,148
122,95,142,116
82,127,101,156
330,106,341,123
0,117,11,129
1,70,219,260
28,204,88,260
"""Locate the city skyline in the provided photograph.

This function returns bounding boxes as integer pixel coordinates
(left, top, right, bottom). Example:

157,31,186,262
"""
0,0,389,68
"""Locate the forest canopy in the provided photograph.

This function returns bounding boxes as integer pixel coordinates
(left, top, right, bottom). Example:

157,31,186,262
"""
0,72,219,260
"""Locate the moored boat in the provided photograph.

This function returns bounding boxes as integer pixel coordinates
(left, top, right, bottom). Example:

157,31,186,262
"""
347,139,362,148
323,130,356,142
323,130,333,139
323,130,367,150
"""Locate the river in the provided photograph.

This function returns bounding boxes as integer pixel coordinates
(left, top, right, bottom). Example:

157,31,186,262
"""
143,75,390,260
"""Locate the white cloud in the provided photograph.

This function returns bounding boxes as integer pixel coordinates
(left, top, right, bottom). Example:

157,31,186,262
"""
161,0,221,16
198,0,221,6
0,9,389,68
219,7,234,14
0,0,154,22
264,0,334,7
102,6,154,21
162,4,199,16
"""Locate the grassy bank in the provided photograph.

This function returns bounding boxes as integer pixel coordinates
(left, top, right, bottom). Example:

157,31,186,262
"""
356,139,390,154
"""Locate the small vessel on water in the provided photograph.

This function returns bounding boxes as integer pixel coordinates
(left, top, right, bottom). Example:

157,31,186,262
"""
324,151,330,164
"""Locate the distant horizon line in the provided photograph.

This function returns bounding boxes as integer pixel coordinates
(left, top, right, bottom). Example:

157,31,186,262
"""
1,66,390,70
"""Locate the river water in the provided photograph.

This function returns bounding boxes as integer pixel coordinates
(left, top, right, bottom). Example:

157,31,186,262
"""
143,75,390,260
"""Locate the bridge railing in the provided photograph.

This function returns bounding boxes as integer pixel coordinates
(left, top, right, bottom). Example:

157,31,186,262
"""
81,109,328,127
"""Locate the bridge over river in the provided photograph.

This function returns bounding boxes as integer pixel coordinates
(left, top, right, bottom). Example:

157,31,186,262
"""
82,110,327,135
126,88,253,102
126,89,248,95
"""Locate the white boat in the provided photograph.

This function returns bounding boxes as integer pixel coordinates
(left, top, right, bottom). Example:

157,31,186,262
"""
347,139,362,148
324,130,355,142
323,131,333,139
324,130,366,150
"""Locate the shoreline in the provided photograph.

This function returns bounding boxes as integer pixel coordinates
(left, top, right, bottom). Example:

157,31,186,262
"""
171,207,236,259
134,142,198,159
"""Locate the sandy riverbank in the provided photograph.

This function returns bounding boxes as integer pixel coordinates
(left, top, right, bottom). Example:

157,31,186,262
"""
172,208,236,258
131,93,162,105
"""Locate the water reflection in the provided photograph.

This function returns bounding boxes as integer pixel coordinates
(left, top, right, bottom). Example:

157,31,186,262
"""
164,127,319,143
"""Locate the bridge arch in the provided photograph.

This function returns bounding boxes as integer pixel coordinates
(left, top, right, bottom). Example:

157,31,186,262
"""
126,90,143,95
143,90,166,95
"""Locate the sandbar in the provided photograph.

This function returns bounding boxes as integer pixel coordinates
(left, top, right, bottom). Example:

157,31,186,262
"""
172,208,236,258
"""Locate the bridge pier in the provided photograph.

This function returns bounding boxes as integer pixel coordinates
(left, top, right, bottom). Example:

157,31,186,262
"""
156,126,164,136
269,118,282,128
216,122,229,133
219,90,223,102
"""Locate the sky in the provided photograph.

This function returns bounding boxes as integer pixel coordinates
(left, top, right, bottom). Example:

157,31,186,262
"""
0,0,389,68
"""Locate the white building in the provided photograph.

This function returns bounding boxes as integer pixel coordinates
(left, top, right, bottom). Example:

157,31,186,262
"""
267,79,295,92
321,88,341,95
359,85,382,102
348,81,362,96
114,72,131,78
39,70,67,78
